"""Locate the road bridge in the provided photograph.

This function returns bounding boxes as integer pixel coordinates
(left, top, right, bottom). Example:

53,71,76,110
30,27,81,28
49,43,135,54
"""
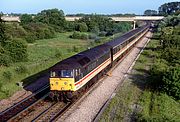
2,16,164,29
65,16,164,21
65,16,164,29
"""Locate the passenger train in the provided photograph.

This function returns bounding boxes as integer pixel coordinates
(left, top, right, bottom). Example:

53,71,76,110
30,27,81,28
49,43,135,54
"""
49,22,150,101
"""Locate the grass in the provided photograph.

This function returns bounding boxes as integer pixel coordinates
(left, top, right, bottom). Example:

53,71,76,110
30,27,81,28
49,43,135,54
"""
138,91,180,122
0,31,124,100
0,32,90,99
99,80,142,122
99,39,180,121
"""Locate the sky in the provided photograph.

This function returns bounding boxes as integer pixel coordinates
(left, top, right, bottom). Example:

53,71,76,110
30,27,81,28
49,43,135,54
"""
0,0,178,15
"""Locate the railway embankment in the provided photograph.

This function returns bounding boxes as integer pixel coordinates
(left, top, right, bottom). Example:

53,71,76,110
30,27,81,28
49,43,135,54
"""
59,32,153,122
98,38,180,121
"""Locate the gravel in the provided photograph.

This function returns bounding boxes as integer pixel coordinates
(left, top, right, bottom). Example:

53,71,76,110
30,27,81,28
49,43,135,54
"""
61,32,152,122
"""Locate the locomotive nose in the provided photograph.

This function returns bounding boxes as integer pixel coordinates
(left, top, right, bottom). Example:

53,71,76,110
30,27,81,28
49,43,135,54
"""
50,78,75,91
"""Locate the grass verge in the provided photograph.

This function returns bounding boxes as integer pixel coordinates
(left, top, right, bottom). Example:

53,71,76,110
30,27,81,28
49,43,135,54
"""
0,32,123,99
99,39,180,121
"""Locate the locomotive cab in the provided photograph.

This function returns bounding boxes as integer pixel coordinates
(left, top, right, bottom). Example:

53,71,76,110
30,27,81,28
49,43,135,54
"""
50,69,76,91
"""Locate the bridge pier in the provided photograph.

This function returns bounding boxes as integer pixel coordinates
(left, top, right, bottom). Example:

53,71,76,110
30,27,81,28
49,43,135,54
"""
133,21,136,29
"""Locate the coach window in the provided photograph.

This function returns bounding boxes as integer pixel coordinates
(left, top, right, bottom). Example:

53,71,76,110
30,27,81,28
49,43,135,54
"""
50,71,56,77
75,69,78,76
78,69,81,75
80,73,83,78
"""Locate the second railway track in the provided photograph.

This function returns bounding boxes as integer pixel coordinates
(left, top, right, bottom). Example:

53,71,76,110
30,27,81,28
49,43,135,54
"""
0,85,49,122
0,24,151,122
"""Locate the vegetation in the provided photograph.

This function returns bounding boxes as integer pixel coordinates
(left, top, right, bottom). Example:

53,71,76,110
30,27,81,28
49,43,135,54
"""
0,7,133,99
144,9,158,16
0,14,28,66
100,2,180,121
99,38,180,122
34,9,66,32
158,2,180,16
0,30,125,99
78,15,131,34
148,15,180,100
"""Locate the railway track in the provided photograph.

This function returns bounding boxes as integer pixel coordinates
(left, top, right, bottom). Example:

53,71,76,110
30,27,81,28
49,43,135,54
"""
1,44,140,122
0,28,150,122
0,82,88,122
32,102,71,122
8,94,52,122
0,85,49,122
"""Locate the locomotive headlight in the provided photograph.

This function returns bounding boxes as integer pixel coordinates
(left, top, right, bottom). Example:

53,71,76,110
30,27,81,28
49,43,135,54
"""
64,82,67,85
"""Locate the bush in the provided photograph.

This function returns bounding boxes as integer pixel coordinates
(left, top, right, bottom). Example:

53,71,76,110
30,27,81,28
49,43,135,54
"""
99,31,107,37
71,32,89,40
105,31,113,36
78,22,88,32
162,67,180,100
3,71,13,81
25,33,37,43
80,33,89,40
148,59,168,88
161,48,180,64
23,23,55,42
5,23,27,39
54,51,62,59
0,54,12,66
73,46,79,52
15,64,28,74
88,34,98,40
4,38,28,62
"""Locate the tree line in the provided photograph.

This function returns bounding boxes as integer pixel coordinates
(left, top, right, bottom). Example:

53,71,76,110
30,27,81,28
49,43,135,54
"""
144,2,179,16
148,15,180,100
0,9,132,66
0,15,27,66
1,1,179,67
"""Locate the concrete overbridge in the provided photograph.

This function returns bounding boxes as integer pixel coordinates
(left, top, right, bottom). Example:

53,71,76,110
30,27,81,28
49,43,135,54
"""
65,16,164,29
2,16,164,29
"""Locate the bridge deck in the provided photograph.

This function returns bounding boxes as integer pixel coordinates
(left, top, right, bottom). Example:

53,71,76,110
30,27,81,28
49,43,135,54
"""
2,16,164,22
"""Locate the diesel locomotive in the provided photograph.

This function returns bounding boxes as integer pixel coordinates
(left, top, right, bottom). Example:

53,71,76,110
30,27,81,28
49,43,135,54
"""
49,22,150,101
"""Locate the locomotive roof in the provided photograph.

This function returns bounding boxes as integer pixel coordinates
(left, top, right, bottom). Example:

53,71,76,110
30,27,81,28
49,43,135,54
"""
105,24,148,48
51,44,111,70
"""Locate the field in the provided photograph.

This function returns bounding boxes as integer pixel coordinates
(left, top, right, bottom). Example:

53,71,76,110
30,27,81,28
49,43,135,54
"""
0,32,122,99
99,39,180,121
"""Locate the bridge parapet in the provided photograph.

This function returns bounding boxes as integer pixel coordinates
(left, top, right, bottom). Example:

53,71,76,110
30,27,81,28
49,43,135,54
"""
65,16,164,22
134,16,164,21
1,16,164,23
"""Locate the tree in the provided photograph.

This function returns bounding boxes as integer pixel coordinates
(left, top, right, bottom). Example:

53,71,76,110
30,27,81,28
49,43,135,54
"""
34,8,66,32
144,9,158,16
23,22,55,42
159,2,180,15
78,22,88,32
0,13,28,66
113,22,132,33
20,14,33,25
4,38,28,62
79,15,113,32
